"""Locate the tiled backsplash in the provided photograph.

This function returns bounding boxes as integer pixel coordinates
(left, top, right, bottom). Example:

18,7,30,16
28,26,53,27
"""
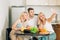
11,6,60,25
26,6,60,23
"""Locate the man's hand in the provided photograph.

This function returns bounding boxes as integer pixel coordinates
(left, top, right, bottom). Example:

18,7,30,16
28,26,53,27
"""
26,26,31,30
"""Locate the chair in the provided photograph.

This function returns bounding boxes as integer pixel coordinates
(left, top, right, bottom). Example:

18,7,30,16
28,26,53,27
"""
6,28,12,40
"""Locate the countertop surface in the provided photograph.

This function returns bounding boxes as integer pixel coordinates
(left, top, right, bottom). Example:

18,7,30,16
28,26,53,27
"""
51,23,60,24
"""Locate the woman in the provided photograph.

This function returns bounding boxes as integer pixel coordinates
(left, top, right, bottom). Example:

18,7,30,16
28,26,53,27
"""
38,12,56,40
10,12,29,40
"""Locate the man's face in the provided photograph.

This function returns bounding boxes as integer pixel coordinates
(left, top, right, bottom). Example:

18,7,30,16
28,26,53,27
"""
29,10,34,17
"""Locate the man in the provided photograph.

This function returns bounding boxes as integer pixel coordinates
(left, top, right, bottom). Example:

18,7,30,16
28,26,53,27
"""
27,8,37,27
26,8,38,40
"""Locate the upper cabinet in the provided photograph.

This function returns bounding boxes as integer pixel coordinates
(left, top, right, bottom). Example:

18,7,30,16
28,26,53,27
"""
9,0,60,6
9,0,24,6
56,0,60,5
26,0,60,5
26,0,48,5
39,0,48,5
26,0,41,5
48,0,57,5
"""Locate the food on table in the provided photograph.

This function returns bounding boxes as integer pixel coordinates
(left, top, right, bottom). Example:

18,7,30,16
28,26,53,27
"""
39,31,49,34
30,27,38,33
20,27,26,31
40,28,47,32
39,28,49,34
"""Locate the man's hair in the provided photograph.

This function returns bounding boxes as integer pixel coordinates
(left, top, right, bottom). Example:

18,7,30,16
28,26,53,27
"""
28,8,34,12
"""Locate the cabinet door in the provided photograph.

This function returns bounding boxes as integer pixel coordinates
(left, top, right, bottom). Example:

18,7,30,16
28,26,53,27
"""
26,0,40,5
9,0,24,6
26,0,48,5
54,28,60,40
48,0,56,5
56,0,60,5
39,0,48,5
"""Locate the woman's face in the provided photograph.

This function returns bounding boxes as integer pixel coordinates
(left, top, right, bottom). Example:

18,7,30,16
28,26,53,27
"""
23,13,29,20
20,15,25,22
39,13,46,20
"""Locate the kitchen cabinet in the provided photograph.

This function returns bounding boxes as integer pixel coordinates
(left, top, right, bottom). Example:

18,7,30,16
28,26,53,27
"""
26,0,48,5
26,0,41,5
9,0,60,6
56,0,60,5
26,0,60,5
48,0,57,5
39,0,48,5
9,0,24,6
52,24,60,40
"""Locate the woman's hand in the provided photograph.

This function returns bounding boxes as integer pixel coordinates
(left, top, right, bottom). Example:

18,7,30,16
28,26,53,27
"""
26,26,31,30
20,27,26,31
12,24,21,31
52,13,56,17
12,27,18,31
17,28,21,30
47,10,56,22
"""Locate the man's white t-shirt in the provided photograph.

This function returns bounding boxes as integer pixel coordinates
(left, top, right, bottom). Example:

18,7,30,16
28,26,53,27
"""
27,16,37,27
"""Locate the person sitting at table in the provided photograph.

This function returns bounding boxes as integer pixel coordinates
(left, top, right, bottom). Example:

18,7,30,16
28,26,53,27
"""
26,8,38,40
38,12,56,40
27,8,38,27
10,12,29,40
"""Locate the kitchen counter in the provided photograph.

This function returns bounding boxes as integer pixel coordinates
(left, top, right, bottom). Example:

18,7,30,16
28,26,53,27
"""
52,23,60,24
52,23,60,40
52,23,60,28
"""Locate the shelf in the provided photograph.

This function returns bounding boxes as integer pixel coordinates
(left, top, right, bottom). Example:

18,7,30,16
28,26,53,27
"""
26,5,60,7
10,5,60,8
11,5,60,7
11,6,25,8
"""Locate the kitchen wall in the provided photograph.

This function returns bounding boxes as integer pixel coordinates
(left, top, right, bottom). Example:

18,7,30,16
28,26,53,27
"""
9,0,60,25
26,6,60,22
0,0,9,40
11,6,60,26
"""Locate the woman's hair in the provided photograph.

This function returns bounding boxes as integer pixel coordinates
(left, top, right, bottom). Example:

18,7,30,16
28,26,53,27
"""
38,12,43,18
38,12,46,25
19,11,28,22
20,11,27,19
38,12,42,25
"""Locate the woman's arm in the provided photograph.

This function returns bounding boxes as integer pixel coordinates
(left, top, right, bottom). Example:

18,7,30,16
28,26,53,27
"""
37,18,41,26
37,18,43,29
12,19,21,30
47,13,56,23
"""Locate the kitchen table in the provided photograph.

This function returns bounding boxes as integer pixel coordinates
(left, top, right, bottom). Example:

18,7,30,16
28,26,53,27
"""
15,32,50,40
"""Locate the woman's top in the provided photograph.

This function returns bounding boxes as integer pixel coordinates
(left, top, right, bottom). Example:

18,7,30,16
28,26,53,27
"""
16,19,28,28
44,21,54,34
